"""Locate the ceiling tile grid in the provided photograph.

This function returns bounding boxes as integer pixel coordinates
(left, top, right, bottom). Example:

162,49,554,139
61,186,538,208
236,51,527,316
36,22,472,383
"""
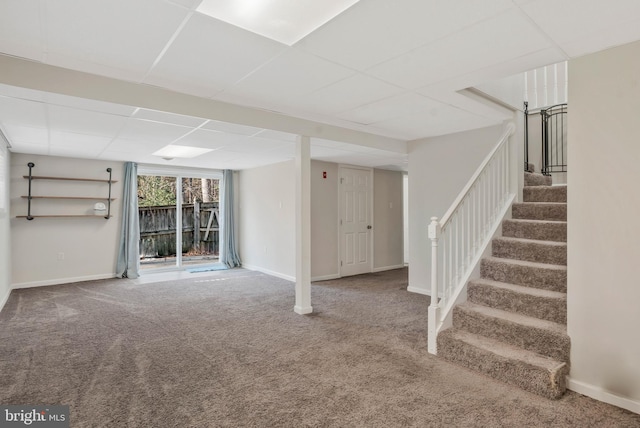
1,0,640,170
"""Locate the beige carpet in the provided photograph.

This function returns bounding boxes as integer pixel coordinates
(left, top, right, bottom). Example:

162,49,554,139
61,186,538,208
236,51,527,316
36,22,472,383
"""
0,268,638,427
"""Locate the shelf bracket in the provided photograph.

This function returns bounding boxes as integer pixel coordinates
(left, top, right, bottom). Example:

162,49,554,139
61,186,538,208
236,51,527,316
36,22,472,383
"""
106,168,112,219
26,162,35,220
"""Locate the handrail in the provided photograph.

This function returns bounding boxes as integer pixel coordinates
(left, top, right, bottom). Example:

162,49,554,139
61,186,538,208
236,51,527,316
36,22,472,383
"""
427,122,516,354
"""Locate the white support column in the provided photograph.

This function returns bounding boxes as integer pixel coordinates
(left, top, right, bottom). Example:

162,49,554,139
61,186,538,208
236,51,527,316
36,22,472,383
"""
294,135,313,314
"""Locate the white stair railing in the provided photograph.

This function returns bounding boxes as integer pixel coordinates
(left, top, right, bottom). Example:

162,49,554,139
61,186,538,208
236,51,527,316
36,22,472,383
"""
428,123,516,354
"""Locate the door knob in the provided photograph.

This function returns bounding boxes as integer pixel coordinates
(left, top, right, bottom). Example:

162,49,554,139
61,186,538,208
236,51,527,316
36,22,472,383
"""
367,225,372,229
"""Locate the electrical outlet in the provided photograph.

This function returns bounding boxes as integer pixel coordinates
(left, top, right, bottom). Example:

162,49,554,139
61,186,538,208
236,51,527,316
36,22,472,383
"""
57,252,65,261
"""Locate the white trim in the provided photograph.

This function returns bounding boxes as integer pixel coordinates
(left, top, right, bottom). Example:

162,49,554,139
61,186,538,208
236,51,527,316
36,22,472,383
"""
0,287,10,313
311,273,340,282
568,378,640,415
138,164,222,179
241,264,295,282
11,273,116,289
372,264,405,273
294,305,313,315
407,286,430,296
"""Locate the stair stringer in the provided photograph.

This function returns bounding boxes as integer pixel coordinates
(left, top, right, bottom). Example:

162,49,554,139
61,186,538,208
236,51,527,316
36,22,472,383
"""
435,194,515,336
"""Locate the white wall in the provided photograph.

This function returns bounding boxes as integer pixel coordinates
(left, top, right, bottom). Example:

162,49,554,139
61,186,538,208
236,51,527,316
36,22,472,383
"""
238,160,296,280
567,40,640,412
407,125,503,294
240,159,404,281
373,168,404,271
310,160,339,280
10,154,124,287
0,139,11,310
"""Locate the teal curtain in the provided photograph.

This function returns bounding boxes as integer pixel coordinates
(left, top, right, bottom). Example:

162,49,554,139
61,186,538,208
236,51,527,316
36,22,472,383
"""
221,169,241,268
116,162,140,278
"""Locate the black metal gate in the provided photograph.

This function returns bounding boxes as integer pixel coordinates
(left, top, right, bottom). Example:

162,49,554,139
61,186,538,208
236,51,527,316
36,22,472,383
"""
540,103,567,175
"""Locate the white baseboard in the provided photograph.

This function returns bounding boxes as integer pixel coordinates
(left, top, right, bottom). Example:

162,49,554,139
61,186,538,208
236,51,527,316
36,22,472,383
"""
11,273,116,289
311,273,340,282
0,287,10,313
373,264,405,273
407,285,431,296
241,264,295,282
568,378,640,415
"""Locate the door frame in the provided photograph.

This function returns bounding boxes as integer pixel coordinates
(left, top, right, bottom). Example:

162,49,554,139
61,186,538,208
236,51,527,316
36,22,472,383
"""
338,164,374,277
137,164,223,274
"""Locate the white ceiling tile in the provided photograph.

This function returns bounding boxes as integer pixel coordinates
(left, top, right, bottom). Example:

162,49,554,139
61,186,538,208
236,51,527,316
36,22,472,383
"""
44,0,189,79
0,97,48,129
133,108,207,128
103,138,169,154
49,145,105,158
337,93,445,125
48,105,127,138
291,74,403,115
375,107,497,140
201,120,263,136
8,143,49,156
298,0,514,70
145,13,285,96
172,129,241,149
367,9,550,90
519,0,640,46
0,0,43,61
2,125,49,145
221,48,354,103
166,0,202,9
44,53,151,83
49,131,113,149
117,118,192,144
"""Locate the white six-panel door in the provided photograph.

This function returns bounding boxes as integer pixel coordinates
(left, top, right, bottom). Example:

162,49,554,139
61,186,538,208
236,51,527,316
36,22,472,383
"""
340,166,372,277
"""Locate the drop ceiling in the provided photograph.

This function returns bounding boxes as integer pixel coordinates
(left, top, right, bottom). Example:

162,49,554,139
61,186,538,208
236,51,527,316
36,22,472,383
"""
1,0,639,171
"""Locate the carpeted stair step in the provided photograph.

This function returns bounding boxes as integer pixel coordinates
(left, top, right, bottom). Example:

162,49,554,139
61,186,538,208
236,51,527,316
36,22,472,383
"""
468,278,567,324
512,202,566,221
523,185,567,203
452,302,570,361
492,237,567,265
526,163,535,173
503,219,566,242
524,172,552,186
437,328,568,399
481,257,567,292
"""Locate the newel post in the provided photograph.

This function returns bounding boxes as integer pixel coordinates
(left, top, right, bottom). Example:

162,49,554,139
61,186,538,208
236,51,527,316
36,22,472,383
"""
427,216,440,355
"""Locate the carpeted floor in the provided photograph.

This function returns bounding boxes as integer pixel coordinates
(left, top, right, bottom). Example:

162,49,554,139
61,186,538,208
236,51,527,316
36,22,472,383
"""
0,268,638,427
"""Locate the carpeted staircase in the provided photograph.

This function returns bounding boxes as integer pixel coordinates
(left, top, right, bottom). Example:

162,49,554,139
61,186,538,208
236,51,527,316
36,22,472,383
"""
437,167,569,399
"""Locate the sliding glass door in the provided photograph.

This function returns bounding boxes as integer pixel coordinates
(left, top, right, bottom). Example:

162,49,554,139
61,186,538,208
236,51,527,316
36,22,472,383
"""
137,168,221,271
